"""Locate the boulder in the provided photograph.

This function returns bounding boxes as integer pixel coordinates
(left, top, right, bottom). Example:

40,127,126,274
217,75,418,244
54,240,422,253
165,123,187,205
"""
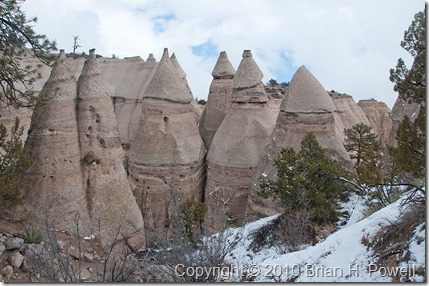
204,50,278,234
8,251,24,269
4,237,24,251
0,243,5,256
1,265,13,280
199,51,236,150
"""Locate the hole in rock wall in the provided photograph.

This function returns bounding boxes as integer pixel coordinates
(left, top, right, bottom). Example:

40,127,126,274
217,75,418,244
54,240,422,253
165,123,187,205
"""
163,116,169,122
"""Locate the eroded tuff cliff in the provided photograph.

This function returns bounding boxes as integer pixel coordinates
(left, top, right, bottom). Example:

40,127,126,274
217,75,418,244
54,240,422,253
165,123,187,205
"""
329,91,371,143
357,99,393,151
204,50,279,235
389,95,423,146
17,50,147,249
127,48,206,243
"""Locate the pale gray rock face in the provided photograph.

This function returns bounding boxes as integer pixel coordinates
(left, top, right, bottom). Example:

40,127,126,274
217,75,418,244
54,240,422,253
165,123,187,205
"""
4,238,24,251
77,49,145,248
143,48,193,103
204,50,278,235
246,65,353,221
199,51,236,150
128,48,206,243
212,51,236,79
122,54,159,148
388,95,421,147
330,92,371,143
357,99,393,151
232,50,268,103
19,50,92,237
281,65,336,113
233,50,263,89
170,53,187,79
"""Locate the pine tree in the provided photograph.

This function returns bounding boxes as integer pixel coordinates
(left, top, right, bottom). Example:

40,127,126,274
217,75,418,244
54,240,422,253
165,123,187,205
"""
0,0,54,206
0,0,57,107
0,117,32,206
179,199,207,244
258,133,350,224
391,111,425,180
389,10,425,105
344,123,383,185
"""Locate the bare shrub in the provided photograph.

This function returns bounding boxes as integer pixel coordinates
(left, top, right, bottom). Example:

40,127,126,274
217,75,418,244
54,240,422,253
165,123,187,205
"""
364,202,425,282
142,222,241,282
250,208,314,254
25,212,145,282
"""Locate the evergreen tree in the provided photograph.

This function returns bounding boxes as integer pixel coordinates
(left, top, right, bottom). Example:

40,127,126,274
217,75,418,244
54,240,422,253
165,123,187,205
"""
389,10,425,105
258,133,349,224
0,0,54,206
179,199,207,244
344,123,383,185
0,117,31,206
0,0,57,107
391,111,425,179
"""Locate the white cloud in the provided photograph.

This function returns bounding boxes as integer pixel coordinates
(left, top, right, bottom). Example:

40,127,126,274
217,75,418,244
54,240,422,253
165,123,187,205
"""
21,0,423,108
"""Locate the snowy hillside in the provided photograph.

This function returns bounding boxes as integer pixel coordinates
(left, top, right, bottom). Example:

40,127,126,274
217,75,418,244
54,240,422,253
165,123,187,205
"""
207,192,425,282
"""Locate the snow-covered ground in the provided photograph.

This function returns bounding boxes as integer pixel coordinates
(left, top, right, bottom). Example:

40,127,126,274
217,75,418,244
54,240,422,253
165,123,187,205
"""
205,193,425,282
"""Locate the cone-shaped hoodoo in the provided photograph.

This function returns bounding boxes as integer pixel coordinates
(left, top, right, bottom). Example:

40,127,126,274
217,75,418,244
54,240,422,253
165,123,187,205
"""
77,49,145,248
199,51,236,150
204,50,279,234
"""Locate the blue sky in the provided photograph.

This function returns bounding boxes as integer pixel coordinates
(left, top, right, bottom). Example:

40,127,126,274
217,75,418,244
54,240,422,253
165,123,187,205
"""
22,0,424,108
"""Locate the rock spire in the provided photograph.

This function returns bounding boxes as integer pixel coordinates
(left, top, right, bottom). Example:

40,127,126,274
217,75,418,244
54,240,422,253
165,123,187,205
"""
19,50,91,236
143,48,193,103
232,50,268,103
77,49,145,248
199,51,236,150
128,48,206,243
204,50,278,234
247,65,353,220
280,65,335,113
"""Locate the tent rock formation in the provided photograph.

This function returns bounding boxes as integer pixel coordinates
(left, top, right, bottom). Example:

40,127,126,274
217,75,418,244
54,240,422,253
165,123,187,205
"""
204,50,278,234
128,48,206,242
199,51,236,150
77,49,145,248
247,65,353,220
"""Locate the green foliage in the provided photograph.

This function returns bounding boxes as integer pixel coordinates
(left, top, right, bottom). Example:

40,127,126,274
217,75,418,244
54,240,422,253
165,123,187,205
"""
179,199,207,243
258,133,350,224
389,10,425,105
268,78,278,85
344,123,383,185
23,224,43,244
0,117,32,206
225,211,238,226
391,109,425,179
197,99,207,105
0,0,57,107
